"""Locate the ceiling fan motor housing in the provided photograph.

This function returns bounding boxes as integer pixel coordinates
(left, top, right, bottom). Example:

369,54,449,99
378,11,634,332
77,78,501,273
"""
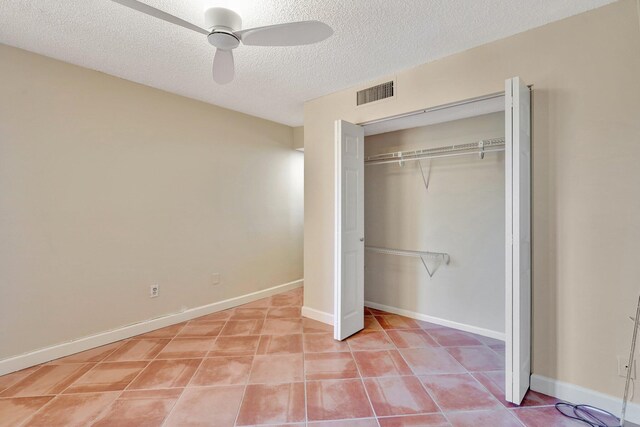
205,7,242,50
204,7,242,32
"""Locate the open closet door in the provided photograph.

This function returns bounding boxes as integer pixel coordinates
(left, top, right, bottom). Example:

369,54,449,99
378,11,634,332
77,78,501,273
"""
334,120,365,341
505,77,532,404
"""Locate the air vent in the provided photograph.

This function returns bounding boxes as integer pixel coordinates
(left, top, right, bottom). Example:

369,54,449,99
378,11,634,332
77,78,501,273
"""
357,81,394,106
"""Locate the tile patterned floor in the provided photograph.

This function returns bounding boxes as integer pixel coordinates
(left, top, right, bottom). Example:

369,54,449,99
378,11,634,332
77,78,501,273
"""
0,288,582,426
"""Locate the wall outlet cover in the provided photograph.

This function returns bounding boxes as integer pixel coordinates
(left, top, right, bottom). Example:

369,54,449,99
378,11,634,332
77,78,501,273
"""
150,284,159,298
212,273,221,286
617,356,636,379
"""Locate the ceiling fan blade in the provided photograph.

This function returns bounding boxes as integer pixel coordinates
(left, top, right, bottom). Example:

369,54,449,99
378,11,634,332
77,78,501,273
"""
237,21,333,46
212,49,235,84
109,0,209,35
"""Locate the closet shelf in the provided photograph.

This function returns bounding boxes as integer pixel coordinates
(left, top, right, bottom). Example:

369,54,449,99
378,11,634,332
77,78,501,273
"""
365,245,450,278
365,137,505,166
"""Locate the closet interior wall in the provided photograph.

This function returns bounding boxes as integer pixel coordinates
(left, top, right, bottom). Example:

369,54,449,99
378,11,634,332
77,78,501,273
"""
364,112,506,336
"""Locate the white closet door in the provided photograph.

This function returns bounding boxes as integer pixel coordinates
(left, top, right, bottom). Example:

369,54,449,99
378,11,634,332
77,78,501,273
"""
334,120,365,341
505,77,532,404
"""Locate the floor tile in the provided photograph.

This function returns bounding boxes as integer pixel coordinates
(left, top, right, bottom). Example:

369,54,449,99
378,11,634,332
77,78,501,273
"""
249,354,304,383
489,343,506,354
176,321,225,338
353,350,412,377
420,373,502,412
164,385,244,427
375,315,422,330
511,406,585,426
364,376,439,416
257,334,303,354
302,318,334,334
262,318,304,335
399,347,466,375
236,382,306,425
470,371,560,408
387,329,439,348
47,342,123,364
365,307,389,316
427,329,483,347
92,388,182,427
133,323,187,339
363,316,383,331
219,319,264,336
239,297,271,308
155,338,214,359
127,359,201,390
377,413,450,426
0,364,94,397
23,392,119,427
0,396,53,427
447,408,522,427
415,320,445,330
304,333,350,353
270,293,303,307
230,308,269,320
64,361,147,393
347,330,395,351
305,352,359,380
0,367,41,393
192,311,232,322
189,356,253,386
105,339,170,361
446,346,505,371
306,379,374,421
209,335,260,357
308,419,379,426
268,307,302,319
471,334,504,347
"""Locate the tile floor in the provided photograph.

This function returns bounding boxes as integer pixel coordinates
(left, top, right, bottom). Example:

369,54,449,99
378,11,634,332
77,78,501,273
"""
0,288,583,426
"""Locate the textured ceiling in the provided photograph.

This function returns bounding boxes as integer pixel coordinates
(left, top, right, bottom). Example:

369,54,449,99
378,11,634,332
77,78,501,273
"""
0,0,614,126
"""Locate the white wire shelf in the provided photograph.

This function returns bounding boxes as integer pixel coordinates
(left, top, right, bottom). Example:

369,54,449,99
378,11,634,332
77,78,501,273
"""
365,137,505,166
365,245,450,278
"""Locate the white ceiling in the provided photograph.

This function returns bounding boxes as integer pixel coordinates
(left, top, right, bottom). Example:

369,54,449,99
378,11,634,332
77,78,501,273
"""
0,0,614,126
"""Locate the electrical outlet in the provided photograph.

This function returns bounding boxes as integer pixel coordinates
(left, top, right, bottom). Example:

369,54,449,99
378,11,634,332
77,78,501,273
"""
150,284,159,298
617,356,636,379
212,273,221,286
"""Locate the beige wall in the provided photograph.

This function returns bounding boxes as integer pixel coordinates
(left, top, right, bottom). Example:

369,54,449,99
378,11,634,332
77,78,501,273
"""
365,113,505,335
292,126,304,150
304,0,640,402
0,44,303,360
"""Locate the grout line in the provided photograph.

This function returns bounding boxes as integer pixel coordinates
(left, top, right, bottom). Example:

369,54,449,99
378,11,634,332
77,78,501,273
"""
233,296,272,426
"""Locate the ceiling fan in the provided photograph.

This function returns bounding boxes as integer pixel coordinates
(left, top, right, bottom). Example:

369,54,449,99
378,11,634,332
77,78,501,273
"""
110,0,334,84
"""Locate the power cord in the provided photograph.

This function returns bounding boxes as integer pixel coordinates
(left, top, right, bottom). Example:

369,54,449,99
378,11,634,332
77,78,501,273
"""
555,403,621,427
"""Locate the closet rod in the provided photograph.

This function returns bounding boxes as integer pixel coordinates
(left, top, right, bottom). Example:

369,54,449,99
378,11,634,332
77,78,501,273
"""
365,137,505,166
365,245,450,277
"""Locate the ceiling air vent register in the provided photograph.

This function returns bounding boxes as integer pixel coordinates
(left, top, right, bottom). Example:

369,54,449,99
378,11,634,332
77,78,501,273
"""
357,81,394,106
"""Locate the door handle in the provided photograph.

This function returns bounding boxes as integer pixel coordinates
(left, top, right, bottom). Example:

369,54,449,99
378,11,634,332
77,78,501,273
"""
360,237,365,242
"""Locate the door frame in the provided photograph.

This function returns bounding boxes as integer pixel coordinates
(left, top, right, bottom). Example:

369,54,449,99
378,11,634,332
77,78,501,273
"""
333,83,532,404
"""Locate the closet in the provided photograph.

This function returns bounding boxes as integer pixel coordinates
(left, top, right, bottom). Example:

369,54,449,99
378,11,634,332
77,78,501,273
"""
333,77,531,404
363,111,506,338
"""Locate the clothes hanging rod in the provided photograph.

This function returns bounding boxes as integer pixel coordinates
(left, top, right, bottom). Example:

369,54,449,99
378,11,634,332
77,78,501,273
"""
364,137,505,166
365,245,450,277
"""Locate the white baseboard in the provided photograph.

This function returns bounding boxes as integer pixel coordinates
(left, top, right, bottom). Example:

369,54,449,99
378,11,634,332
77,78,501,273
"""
0,279,303,376
302,306,334,325
364,300,505,341
531,374,640,424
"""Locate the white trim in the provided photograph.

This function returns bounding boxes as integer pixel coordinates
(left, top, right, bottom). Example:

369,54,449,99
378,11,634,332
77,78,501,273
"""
0,279,303,376
364,300,505,341
302,306,334,325
530,374,640,424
